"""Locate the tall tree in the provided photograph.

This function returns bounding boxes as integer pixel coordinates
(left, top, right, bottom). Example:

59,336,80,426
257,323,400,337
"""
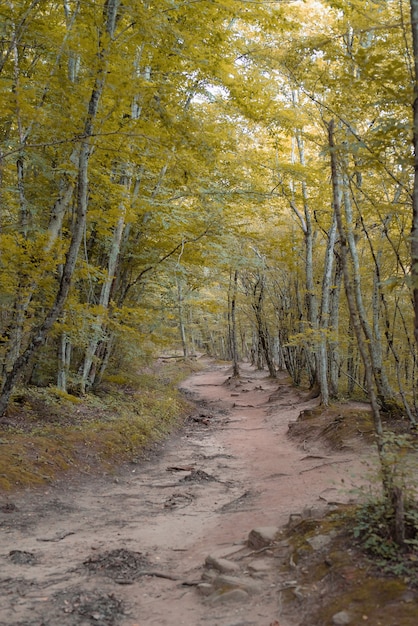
410,0,418,347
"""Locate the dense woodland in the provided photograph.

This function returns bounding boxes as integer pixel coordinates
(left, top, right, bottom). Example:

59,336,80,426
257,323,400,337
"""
1,0,418,427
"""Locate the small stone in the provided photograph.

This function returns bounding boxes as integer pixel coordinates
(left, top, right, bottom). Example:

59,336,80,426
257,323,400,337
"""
287,513,303,528
8,550,37,565
213,574,262,594
306,533,333,551
402,591,416,603
274,539,291,555
247,558,272,573
201,569,218,581
208,588,249,604
205,555,240,573
302,505,326,519
332,610,352,625
197,583,214,596
247,526,280,549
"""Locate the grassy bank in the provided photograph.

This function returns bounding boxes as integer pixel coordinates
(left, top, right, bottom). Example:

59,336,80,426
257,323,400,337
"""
0,359,201,491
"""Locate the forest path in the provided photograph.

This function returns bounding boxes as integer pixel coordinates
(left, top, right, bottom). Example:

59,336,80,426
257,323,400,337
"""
0,358,373,626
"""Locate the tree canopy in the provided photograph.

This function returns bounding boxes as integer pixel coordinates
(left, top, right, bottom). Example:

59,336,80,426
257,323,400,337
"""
0,0,417,422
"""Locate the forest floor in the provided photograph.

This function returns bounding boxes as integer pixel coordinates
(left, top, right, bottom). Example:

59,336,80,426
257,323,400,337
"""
1,357,417,626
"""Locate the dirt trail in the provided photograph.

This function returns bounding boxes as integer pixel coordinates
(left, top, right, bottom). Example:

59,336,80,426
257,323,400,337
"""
0,359,373,626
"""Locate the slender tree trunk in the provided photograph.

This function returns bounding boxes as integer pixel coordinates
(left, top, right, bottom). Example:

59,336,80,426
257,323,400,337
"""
176,277,188,358
346,317,356,395
93,334,115,389
229,270,240,377
189,309,196,355
11,15,28,238
252,276,276,378
80,206,126,393
410,0,418,347
57,332,72,392
329,254,343,397
295,132,318,382
286,124,318,384
317,212,338,405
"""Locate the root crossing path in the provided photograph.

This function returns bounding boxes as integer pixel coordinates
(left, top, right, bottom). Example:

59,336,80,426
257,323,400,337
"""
0,360,371,626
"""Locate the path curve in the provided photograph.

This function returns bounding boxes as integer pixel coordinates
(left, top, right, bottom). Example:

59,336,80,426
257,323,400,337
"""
0,359,371,626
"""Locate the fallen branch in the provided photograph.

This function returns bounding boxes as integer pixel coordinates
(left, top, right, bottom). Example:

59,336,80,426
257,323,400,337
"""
232,403,256,408
37,531,75,542
221,427,266,431
299,459,352,474
236,544,278,561
115,570,179,583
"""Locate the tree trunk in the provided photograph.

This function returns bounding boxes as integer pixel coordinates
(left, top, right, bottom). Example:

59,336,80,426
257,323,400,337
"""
295,132,318,383
92,334,115,390
252,276,276,378
57,332,72,392
410,0,418,347
328,254,343,398
229,270,240,377
80,206,126,393
317,212,338,405
176,277,188,358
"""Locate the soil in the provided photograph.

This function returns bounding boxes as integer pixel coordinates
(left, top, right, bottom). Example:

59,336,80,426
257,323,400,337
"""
0,358,379,626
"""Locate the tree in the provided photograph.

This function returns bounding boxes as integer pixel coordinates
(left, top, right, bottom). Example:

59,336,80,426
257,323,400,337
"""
410,0,418,347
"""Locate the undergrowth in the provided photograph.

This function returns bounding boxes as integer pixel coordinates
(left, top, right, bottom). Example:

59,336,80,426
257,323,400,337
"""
351,497,418,584
349,432,418,584
0,358,200,491
284,506,418,625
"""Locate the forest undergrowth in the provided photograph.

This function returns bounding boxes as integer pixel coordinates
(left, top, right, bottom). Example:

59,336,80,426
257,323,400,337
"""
0,358,200,491
284,400,418,625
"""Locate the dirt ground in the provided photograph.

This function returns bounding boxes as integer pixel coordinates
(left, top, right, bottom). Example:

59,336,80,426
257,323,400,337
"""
0,358,376,626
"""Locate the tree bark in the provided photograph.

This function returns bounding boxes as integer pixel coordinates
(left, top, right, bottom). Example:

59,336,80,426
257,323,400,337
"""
80,205,126,393
295,132,318,382
328,254,343,397
229,270,240,377
317,212,338,405
176,276,188,358
252,275,276,378
57,332,72,392
410,0,418,347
